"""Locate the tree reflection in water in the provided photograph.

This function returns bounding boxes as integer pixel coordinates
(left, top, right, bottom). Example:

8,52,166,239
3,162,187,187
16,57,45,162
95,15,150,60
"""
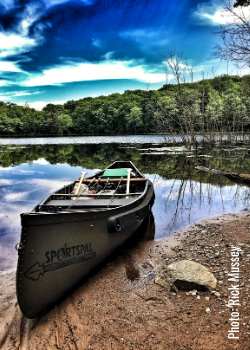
1,142,250,270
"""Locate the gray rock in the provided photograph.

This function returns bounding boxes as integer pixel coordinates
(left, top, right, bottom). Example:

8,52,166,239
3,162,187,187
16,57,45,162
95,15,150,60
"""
155,260,217,292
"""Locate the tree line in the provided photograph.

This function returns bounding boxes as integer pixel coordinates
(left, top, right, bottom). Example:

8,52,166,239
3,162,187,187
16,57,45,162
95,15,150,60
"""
1,74,250,138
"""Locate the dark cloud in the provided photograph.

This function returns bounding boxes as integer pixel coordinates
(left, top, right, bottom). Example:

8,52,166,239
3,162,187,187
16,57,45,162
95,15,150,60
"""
0,0,229,105
16,0,178,71
0,0,45,31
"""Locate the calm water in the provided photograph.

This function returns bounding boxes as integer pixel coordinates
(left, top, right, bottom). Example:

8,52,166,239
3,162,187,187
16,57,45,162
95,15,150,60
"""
0,135,165,145
1,136,250,271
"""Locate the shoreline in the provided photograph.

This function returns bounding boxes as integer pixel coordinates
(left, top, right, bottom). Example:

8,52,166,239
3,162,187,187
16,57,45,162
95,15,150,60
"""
1,211,250,349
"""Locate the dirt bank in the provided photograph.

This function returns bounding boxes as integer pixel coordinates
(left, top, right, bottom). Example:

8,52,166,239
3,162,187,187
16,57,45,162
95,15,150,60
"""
0,211,250,350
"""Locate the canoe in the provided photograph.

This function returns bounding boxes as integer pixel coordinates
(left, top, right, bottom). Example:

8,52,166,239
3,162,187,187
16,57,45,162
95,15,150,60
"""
16,161,155,318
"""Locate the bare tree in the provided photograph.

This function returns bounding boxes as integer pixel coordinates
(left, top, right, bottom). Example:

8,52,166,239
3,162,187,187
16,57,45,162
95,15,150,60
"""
214,0,250,67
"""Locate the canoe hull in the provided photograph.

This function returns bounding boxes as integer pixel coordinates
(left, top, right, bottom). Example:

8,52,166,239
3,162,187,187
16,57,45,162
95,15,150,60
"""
17,180,154,318
17,216,142,318
16,161,154,318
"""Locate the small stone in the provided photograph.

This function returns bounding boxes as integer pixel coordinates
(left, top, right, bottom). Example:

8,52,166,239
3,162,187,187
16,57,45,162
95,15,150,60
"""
205,297,210,301
186,289,197,296
206,307,211,313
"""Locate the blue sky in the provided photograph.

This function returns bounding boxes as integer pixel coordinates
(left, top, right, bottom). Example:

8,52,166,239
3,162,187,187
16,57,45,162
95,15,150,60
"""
0,0,247,110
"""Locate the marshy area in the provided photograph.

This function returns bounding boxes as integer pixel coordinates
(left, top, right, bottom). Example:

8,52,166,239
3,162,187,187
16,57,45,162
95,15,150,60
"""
0,135,250,349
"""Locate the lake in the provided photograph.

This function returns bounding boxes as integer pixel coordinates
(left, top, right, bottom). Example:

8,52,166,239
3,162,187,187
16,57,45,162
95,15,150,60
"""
1,135,250,271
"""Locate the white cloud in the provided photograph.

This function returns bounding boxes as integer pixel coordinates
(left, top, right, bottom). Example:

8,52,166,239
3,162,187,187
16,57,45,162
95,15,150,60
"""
193,0,250,25
2,0,15,11
103,52,116,60
120,29,159,39
32,158,50,165
22,59,166,87
0,168,35,174
163,59,189,69
0,80,10,87
92,38,102,47
20,101,46,110
23,100,66,110
0,95,9,101
0,179,12,185
119,28,169,47
0,32,36,58
14,92,32,96
29,179,71,192
5,191,29,202
46,0,95,6
0,60,23,73
0,2,46,70
0,167,12,171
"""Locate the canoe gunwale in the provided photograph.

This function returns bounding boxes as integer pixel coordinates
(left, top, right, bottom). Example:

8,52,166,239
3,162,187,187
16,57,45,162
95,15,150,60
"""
107,180,154,233
21,179,153,227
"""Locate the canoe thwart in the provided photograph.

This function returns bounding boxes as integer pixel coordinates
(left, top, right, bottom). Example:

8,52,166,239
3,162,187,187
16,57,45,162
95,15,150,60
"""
75,178,147,183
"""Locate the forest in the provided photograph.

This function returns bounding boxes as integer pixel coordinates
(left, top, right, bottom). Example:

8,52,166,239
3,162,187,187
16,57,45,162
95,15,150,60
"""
1,74,250,138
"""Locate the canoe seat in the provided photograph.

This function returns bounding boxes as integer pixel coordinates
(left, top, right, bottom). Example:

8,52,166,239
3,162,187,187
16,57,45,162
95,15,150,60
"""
42,198,137,209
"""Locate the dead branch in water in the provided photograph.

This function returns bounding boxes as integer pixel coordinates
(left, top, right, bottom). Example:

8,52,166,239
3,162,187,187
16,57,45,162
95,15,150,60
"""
196,166,250,185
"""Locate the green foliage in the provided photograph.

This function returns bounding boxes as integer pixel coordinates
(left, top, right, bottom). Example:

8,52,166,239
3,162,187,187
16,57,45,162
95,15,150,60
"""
1,74,250,136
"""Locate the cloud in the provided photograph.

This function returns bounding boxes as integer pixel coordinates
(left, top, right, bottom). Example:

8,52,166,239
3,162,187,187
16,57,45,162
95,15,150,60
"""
0,167,35,174
0,80,10,87
22,59,166,86
0,1,48,68
23,100,66,110
0,95,9,101
192,0,250,26
32,158,50,165
13,90,43,96
29,178,71,192
46,0,95,7
2,0,15,11
22,101,47,110
120,28,160,40
0,32,36,58
0,179,12,185
0,61,23,72
0,89,44,101
92,38,102,47
119,28,169,48
5,191,29,202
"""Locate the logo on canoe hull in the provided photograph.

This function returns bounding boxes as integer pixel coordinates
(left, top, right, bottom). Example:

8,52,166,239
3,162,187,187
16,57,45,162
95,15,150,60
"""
45,242,93,263
24,242,96,281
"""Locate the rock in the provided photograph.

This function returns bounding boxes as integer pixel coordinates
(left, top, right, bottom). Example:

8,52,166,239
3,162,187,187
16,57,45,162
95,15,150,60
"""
155,260,217,292
186,289,197,296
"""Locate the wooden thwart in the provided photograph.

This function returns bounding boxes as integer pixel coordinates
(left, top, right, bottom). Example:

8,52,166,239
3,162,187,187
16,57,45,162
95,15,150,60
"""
75,178,147,183
52,193,141,197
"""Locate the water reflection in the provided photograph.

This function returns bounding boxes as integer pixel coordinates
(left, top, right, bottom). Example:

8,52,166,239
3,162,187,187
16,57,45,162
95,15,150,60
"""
152,177,250,239
0,135,166,146
1,141,250,271
0,161,98,271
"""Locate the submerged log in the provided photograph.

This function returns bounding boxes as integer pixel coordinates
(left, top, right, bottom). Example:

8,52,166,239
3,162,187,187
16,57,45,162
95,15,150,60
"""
196,166,250,184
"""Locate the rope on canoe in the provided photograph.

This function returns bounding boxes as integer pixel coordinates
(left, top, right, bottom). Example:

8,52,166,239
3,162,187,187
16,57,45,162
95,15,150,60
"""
66,178,97,210
107,177,123,208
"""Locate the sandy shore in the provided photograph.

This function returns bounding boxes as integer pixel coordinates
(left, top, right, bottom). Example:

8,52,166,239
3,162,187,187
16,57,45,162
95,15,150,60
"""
0,211,250,350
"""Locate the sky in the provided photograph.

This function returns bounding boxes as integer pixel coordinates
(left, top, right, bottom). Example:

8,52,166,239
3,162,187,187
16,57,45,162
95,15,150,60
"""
0,0,248,110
